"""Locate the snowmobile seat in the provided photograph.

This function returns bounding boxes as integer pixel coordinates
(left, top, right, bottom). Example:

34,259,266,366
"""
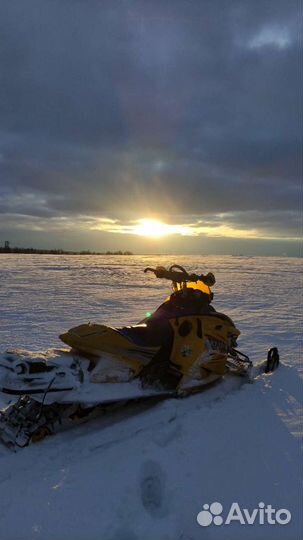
118,320,173,349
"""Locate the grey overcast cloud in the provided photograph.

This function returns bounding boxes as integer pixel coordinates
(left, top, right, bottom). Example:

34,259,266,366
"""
0,0,301,254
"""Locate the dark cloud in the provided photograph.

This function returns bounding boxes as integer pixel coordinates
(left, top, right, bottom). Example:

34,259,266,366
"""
0,0,301,250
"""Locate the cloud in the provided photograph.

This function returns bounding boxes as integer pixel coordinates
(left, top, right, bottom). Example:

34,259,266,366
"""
248,26,292,50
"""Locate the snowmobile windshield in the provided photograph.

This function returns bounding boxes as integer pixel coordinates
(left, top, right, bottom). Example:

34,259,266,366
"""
176,280,211,297
163,280,212,303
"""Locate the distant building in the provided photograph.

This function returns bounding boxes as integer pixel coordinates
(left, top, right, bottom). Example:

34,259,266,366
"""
4,241,10,251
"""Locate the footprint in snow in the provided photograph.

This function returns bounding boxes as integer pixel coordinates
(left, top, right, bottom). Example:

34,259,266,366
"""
139,460,169,518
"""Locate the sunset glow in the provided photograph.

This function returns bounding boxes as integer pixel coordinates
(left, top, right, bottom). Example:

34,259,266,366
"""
132,219,178,238
132,219,168,238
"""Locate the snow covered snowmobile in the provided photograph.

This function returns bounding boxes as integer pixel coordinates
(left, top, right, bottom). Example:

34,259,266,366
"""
0,264,253,448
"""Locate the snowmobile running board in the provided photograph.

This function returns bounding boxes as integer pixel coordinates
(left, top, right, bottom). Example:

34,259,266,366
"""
0,377,222,450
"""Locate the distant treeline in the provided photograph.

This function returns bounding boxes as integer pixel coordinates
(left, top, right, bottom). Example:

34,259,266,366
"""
0,247,133,255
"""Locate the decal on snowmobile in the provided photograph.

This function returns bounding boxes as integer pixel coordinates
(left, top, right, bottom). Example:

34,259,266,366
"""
180,345,193,358
206,337,228,353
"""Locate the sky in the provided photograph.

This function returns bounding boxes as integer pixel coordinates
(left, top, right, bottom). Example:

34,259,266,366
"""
0,0,301,255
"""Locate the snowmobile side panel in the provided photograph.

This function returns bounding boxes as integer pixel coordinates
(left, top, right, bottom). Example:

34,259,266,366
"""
60,324,160,373
169,317,206,374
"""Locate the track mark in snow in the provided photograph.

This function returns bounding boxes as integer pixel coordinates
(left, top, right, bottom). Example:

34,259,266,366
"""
152,418,181,448
139,460,169,518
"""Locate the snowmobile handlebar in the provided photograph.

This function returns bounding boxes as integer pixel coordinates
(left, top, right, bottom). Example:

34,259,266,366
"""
144,265,216,286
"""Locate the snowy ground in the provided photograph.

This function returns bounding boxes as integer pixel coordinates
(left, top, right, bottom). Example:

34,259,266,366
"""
0,255,302,540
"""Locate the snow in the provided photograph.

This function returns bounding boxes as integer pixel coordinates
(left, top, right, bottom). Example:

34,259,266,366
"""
0,255,302,540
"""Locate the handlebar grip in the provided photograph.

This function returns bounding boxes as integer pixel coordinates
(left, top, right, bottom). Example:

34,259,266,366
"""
144,267,215,286
201,272,216,286
144,266,188,281
144,266,167,278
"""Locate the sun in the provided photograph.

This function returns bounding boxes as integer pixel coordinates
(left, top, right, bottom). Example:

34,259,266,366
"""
133,219,170,238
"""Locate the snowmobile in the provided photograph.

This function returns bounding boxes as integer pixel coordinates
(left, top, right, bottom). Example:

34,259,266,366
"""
0,264,254,448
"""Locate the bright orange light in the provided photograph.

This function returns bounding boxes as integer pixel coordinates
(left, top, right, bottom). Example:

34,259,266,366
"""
132,219,170,238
